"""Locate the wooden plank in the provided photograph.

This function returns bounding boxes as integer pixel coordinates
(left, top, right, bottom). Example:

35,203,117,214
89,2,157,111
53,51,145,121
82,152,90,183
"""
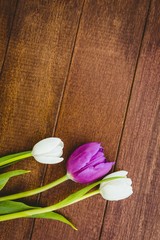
0,0,17,69
0,0,84,239
31,0,150,239
100,0,160,239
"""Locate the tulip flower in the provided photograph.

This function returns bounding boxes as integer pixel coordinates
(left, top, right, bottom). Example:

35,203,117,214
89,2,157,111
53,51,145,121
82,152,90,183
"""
100,171,133,201
0,137,64,167
67,142,114,183
32,137,64,164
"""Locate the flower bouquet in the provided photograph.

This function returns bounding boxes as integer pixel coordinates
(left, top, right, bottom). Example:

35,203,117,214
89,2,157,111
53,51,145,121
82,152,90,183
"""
0,138,133,230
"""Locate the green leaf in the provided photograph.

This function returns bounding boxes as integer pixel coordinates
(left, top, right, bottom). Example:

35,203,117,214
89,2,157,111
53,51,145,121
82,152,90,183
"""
31,212,77,230
0,170,30,190
0,200,34,214
0,201,76,230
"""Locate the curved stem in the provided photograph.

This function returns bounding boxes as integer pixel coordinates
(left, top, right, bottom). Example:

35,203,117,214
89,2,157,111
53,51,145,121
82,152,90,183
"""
65,189,100,206
0,151,32,167
0,175,68,202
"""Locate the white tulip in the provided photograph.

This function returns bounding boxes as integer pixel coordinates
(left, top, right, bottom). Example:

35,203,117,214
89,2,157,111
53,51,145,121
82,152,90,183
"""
100,171,133,201
32,137,64,164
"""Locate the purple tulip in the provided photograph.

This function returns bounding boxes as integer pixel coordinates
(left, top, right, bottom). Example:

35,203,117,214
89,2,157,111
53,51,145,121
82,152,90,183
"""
67,142,114,184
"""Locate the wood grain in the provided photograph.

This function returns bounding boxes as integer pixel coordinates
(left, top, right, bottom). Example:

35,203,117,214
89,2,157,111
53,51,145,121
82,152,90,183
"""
0,0,17,70
31,0,150,239
0,0,84,239
100,0,160,239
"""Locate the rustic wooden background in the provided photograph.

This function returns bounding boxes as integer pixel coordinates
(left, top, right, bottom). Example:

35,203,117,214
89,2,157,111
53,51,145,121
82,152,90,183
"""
0,0,159,239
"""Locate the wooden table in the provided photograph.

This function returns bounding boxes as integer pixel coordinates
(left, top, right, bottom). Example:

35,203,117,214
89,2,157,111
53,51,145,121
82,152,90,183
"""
0,1,159,239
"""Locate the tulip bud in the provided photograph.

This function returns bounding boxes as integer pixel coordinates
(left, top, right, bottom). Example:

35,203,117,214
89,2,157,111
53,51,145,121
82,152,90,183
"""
67,142,114,184
32,137,64,164
100,171,133,201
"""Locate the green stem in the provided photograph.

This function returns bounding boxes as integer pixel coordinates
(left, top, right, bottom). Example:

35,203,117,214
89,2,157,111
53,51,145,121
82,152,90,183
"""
0,190,100,222
0,151,32,167
62,189,100,208
65,189,100,206
0,175,68,202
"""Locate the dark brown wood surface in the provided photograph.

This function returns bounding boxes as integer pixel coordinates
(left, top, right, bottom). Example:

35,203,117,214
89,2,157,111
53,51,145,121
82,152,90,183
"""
0,0,159,240
0,0,17,69
101,0,160,239
0,0,84,239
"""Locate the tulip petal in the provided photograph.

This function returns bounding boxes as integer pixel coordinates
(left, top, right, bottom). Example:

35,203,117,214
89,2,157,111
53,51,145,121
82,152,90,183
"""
100,178,132,189
72,162,114,184
67,143,103,174
67,142,116,183
100,183,133,201
67,152,92,174
34,155,64,164
32,138,63,156
90,151,106,165
104,171,128,179
75,154,106,175
69,142,101,160
100,175,133,201
32,137,64,164
45,146,63,157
